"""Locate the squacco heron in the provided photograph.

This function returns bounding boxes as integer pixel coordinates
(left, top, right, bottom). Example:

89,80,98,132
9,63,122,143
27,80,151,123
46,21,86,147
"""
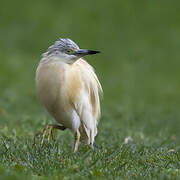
35,38,102,152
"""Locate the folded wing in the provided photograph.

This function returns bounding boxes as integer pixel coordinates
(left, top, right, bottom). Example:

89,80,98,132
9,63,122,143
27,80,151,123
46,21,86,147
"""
70,59,103,144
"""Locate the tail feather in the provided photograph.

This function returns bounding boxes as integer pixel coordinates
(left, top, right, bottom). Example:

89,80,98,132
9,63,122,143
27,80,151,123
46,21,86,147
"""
79,123,97,145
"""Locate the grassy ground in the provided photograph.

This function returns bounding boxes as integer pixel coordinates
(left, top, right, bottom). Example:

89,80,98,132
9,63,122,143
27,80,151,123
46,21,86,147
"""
0,0,180,179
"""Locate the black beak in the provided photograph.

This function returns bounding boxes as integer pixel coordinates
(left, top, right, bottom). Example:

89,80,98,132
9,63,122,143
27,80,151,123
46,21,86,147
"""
74,49,100,56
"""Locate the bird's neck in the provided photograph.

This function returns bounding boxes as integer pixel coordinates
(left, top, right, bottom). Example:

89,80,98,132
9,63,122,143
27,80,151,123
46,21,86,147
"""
40,56,76,66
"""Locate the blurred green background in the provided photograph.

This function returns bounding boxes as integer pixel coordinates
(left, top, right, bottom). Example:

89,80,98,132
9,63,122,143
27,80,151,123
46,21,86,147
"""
0,0,180,179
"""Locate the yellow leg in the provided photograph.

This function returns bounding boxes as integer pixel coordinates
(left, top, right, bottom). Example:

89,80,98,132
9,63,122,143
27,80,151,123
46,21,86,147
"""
73,130,80,152
33,124,66,147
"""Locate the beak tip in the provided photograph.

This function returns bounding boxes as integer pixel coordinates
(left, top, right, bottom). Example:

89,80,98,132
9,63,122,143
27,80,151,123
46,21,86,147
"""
88,50,101,55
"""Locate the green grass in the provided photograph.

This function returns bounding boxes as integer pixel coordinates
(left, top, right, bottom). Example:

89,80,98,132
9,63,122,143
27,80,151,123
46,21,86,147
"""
0,0,180,179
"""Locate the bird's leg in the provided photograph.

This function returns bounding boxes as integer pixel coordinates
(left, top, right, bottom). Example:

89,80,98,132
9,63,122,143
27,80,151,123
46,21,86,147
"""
73,130,80,152
47,124,66,143
47,125,54,143
33,124,66,147
41,124,66,146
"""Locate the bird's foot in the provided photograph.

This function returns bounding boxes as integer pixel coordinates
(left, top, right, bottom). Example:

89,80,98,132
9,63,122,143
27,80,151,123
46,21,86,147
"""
33,124,66,147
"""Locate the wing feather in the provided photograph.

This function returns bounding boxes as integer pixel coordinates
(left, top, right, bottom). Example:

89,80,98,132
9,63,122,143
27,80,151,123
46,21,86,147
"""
75,59,103,121
71,59,103,144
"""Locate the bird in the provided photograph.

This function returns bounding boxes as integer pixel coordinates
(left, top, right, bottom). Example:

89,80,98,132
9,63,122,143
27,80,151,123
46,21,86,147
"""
35,38,103,152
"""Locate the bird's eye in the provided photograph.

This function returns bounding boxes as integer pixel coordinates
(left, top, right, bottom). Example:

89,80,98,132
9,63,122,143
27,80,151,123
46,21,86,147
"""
66,49,73,54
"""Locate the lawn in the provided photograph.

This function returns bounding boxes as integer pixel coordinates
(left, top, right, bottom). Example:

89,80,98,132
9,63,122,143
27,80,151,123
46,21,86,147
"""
0,0,180,179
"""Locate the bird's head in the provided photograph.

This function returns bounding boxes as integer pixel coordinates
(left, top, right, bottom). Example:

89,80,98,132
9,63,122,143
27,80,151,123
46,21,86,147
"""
42,38,100,64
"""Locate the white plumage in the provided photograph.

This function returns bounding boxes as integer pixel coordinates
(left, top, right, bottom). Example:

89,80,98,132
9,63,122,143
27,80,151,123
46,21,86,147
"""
35,38,102,152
